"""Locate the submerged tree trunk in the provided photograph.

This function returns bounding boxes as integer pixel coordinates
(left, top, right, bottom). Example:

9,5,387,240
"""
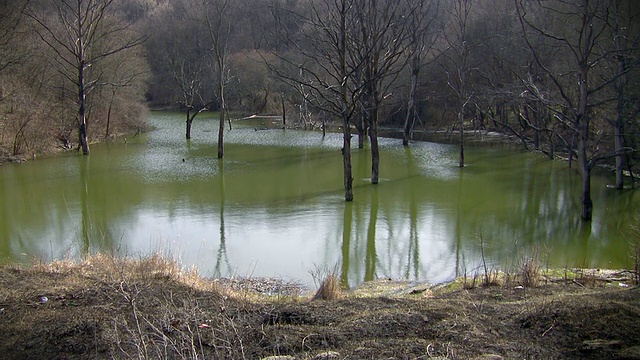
218,89,225,159
579,148,593,220
342,118,353,201
369,117,379,184
369,96,380,184
340,0,353,201
578,66,592,220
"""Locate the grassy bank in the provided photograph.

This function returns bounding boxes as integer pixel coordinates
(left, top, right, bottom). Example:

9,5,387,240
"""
0,254,638,359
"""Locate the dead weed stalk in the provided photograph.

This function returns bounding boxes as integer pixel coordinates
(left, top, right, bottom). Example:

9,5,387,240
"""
477,233,501,287
520,253,541,288
312,273,341,301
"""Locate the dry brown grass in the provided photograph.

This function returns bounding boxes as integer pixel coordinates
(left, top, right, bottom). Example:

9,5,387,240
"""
1,255,639,359
34,253,217,292
521,255,541,287
312,272,341,301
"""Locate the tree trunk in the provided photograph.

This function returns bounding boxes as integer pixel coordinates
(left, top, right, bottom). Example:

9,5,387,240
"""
281,93,286,127
579,147,593,220
186,109,193,140
547,131,555,159
342,122,353,201
529,104,540,151
77,36,89,156
340,0,353,201
368,89,380,184
78,71,89,155
217,55,225,159
105,90,115,140
459,106,464,168
356,113,366,149
403,54,419,147
369,116,379,184
578,68,592,220
218,104,225,159
614,114,625,189
614,31,626,190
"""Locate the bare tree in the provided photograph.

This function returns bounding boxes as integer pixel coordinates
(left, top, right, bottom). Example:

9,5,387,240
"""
516,0,639,220
439,0,475,168
265,0,360,201
402,0,441,147
199,0,236,159
163,5,215,140
352,0,410,184
608,0,640,189
99,45,149,139
28,0,145,155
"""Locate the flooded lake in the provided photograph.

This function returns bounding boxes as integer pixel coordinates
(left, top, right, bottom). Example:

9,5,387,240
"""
1,112,638,288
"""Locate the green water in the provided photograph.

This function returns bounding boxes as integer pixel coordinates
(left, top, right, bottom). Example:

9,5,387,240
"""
1,112,638,287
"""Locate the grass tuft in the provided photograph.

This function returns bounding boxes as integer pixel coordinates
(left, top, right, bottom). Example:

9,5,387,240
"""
312,272,341,301
520,255,541,288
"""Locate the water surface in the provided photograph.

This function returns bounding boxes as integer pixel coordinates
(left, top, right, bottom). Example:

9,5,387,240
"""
1,112,637,287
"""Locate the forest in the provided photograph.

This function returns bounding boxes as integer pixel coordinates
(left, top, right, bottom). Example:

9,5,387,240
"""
0,0,639,220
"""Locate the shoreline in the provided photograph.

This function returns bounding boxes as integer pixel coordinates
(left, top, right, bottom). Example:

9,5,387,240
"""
0,254,638,359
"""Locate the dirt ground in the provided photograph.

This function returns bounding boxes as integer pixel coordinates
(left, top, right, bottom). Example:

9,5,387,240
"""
0,255,638,360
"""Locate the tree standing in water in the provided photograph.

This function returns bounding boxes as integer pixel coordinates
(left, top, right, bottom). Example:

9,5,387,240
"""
201,0,234,159
517,0,640,220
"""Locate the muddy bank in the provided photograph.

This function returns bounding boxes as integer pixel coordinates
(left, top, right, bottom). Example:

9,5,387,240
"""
0,256,638,359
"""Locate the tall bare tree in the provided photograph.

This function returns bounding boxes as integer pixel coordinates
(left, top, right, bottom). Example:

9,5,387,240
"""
608,0,640,189
265,0,359,200
352,0,409,184
29,0,145,155
402,0,441,147
159,4,215,140
439,0,475,168
199,0,235,159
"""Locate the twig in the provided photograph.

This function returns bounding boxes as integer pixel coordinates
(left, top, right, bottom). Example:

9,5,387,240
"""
542,321,556,337
302,333,319,350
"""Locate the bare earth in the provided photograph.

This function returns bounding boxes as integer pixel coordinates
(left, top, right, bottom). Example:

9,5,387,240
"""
0,256,638,360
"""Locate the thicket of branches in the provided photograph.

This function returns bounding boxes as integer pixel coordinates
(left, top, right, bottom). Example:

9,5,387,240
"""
0,0,148,159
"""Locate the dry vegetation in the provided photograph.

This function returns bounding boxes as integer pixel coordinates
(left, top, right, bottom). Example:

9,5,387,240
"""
0,254,638,360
